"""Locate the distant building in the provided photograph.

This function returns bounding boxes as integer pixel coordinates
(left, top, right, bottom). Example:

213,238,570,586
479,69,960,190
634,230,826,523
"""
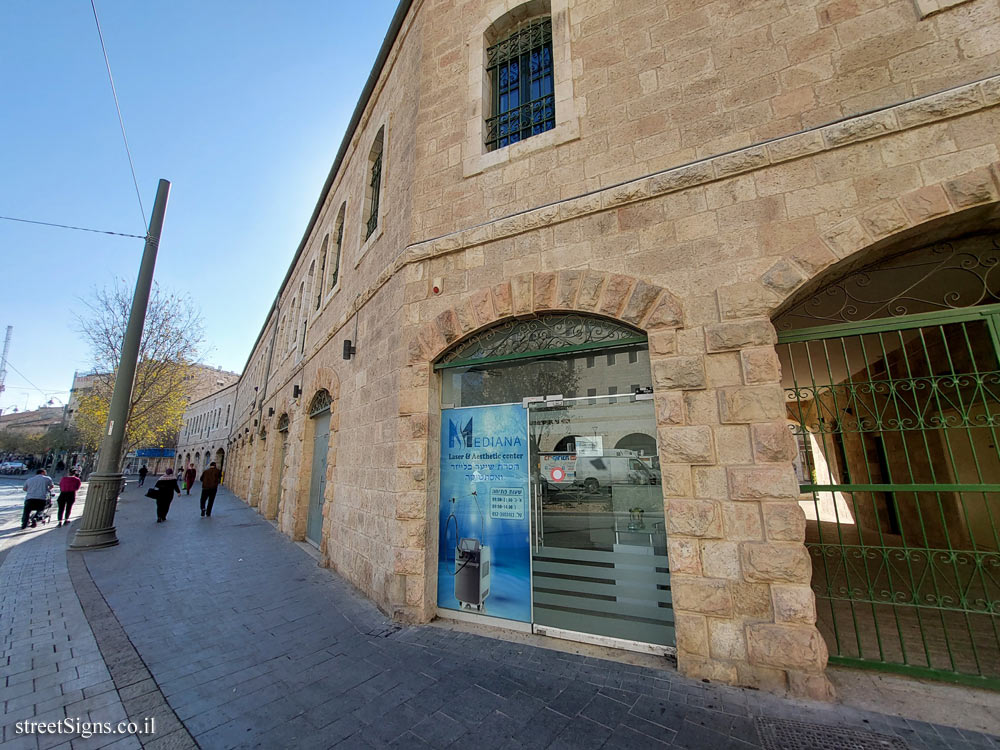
0,406,64,438
69,365,239,474
174,383,238,475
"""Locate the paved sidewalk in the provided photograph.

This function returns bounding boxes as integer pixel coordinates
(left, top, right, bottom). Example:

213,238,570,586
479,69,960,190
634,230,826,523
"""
0,487,137,750
4,482,1000,749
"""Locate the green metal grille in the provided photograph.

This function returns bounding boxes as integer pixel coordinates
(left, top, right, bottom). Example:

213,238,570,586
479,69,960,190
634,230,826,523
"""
779,304,1000,689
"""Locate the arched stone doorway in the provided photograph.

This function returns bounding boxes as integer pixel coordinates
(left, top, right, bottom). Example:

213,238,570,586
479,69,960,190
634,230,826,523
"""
434,312,672,648
774,231,1000,688
305,390,332,547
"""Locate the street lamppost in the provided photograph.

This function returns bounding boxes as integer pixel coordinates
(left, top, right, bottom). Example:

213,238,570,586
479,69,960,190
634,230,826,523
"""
71,180,171,550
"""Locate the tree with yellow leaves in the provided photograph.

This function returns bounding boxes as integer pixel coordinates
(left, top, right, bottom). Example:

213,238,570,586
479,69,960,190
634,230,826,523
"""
75,280,205,462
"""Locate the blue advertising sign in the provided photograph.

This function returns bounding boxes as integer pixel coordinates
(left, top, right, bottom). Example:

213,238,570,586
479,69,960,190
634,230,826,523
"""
438,403,531,622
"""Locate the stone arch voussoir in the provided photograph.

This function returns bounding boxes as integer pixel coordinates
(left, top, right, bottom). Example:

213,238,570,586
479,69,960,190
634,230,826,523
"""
408,269,683,369
736,162,1000,323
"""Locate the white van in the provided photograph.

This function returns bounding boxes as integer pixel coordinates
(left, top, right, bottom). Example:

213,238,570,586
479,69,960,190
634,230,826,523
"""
540,453,658,494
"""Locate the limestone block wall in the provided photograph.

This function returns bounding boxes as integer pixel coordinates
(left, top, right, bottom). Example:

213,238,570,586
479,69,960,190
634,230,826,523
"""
411,0,1000,240
218,0,1000,699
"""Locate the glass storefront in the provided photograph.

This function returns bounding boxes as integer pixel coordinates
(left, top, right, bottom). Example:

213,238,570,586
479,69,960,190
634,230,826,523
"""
436,315,674,649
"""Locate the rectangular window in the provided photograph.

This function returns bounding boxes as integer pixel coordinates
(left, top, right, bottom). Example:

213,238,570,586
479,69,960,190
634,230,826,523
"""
366,154,381,240
608,385,617,405
585,355,595,369
607,352,616,366
329,212,344,290
485,18,554,151
628,350,638,364
587,387,597,405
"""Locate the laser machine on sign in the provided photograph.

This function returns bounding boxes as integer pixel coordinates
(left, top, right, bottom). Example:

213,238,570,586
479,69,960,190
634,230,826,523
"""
446,489,491,611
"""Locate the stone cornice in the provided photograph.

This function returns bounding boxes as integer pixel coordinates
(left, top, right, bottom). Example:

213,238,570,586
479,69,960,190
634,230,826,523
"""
248,74,1000,418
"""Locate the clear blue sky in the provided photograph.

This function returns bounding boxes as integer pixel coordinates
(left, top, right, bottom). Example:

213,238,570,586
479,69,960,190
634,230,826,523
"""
0,0,398,414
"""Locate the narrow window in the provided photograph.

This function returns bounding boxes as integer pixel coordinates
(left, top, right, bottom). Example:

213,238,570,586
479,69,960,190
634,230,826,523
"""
364,129,384,240
329,204,345,290
608,385,618,405
587,387,597,405
485,17,554,151
316,236,328,310
225,405,230,426
607,353,616,366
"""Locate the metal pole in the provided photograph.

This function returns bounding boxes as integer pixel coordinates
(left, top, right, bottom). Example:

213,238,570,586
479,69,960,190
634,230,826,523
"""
71,179,171,550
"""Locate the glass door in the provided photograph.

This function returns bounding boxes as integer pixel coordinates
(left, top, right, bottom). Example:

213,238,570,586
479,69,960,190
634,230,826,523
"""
528,394,674,646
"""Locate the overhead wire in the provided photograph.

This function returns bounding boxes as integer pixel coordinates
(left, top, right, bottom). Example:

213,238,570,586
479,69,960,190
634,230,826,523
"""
90,0,146,229
0,215,145,239
5,361,60,397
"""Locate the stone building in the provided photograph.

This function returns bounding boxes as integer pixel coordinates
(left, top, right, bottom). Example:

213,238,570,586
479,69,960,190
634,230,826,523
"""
0,406,65,439
223,0,1000,697
174,383,238,474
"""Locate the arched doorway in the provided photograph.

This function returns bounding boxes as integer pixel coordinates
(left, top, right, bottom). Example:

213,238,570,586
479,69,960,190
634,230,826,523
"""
774,232,1000,688
272,414,290,521
215,448,225,470
306,391,332,546
435,313,672,649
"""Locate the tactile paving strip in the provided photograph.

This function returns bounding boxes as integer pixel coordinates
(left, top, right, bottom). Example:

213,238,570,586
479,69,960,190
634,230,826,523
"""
755,717,909,750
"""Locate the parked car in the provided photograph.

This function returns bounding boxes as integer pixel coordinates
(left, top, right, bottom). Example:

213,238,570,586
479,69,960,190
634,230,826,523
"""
0,461,29,475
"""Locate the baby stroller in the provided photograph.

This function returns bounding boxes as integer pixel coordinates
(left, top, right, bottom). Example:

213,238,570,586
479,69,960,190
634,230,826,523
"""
27,489,54,527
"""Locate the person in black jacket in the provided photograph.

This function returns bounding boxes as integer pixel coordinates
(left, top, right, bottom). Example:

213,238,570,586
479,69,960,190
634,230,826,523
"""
153,468,181,522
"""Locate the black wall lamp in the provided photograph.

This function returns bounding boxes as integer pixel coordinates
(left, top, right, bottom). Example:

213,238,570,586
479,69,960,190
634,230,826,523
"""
292,384,302,399
268,407,275,417
343,340,356,360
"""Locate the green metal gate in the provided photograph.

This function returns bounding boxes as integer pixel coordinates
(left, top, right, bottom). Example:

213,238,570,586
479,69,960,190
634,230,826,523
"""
777,305,1000,688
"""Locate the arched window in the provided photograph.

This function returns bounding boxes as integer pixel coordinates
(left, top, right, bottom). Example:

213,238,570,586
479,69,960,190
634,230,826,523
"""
308,389,332,417
363,128,384,240
485,15,554,151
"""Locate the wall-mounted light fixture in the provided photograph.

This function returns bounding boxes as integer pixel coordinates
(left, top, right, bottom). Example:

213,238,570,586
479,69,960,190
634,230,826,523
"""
268,407,275,417
343,340,356,360
292,384,301,399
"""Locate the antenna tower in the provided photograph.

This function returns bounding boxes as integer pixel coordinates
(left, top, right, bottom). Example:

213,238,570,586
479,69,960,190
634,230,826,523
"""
0,326,11,415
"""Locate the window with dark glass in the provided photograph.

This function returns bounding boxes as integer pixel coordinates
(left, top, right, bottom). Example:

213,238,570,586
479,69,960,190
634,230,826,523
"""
364,130,384,241
329,204,345,290
485,17,554,151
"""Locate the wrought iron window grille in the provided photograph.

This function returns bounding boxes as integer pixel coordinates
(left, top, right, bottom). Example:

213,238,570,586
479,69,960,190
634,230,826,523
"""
330,214,343,290
775,233,1000,331
436,313,646,369
309,389,332,417
485,18,555,152
366,153,382,240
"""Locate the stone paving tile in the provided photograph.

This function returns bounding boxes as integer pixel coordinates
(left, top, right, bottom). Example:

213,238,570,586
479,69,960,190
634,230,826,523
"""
62,484,1000,750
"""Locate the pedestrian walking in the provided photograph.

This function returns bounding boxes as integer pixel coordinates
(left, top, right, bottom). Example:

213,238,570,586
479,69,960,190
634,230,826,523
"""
56,470,82,526
138,464,148,485
152,468,181,523
199,462,222,517
183,463,197,495
21,469,54,529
